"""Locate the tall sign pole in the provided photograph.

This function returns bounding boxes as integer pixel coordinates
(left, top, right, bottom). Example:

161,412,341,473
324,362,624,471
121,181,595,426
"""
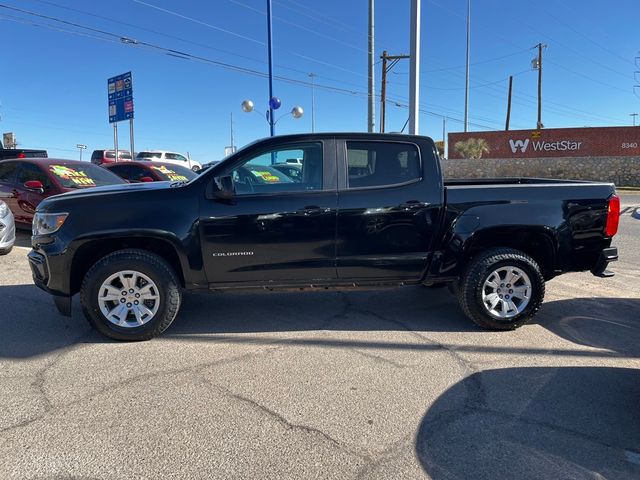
408,0,421,135
267,0,275,136
368,0,375,132
108,71,134,159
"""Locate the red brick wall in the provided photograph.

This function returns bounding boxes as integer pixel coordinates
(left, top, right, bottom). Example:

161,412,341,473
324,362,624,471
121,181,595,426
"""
448,126,640,159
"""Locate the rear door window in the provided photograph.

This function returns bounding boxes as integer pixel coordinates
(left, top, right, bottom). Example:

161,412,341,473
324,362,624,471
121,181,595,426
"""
346,142,421,189
0,162,19,183
16,163,53,189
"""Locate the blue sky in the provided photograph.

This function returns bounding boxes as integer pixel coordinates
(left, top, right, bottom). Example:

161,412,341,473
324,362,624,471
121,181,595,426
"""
0,0,638,161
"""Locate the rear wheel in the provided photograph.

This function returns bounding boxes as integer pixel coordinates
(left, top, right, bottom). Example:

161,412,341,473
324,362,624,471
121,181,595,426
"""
0,246,12,256
80,249,182,341
458,248,545,330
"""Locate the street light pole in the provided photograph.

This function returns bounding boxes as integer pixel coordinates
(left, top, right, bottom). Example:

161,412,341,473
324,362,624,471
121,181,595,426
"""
309,73,316,133
631,113,638,126
76,144,86,161
464,0,470,132
267,0,275,136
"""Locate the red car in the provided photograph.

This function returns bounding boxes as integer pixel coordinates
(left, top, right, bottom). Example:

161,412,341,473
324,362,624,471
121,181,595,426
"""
90,149,132,165
103,161,197,183
0,158,126,228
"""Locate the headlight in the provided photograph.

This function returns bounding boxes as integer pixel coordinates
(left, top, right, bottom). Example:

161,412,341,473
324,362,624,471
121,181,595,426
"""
33,212,68,236
0,201,7,218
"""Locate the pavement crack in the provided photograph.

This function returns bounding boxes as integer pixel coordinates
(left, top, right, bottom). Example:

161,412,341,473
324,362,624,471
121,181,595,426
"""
208,381,372,462
0,342,281,437
352,348,408,368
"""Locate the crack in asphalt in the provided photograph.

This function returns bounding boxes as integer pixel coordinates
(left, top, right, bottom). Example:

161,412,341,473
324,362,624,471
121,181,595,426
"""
351,348,408,368
0,342,282,437
0,327,95,435
210,382,373,463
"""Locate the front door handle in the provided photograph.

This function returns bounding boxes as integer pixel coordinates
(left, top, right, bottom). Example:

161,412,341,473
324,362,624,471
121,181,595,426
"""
297,206,330,216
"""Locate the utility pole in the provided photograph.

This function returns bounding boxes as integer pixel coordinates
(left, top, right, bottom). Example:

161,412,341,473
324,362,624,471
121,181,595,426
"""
230,112,235,150
534,42,546,129
442,117,447,159
309,73,316,132
368,0,375,132
408,0,421,135
505,75,513,130
464,0,470,132
380,51,409,133
630,113,638,126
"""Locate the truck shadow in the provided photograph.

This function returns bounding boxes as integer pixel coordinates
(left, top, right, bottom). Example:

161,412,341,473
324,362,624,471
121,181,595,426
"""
0,283,639,359
416,366,640,479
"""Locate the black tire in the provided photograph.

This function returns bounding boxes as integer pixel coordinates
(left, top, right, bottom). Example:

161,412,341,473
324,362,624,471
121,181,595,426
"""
80,249,182,341
0,246,12,256
458,248,545,330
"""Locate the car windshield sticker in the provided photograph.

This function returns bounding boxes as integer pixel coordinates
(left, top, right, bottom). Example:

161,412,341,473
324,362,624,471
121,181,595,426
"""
150,165,188,181
251,170,280,183
49,165,96,186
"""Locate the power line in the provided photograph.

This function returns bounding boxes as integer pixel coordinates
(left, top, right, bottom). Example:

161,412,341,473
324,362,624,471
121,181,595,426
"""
132,0,370,79
227,0,368,54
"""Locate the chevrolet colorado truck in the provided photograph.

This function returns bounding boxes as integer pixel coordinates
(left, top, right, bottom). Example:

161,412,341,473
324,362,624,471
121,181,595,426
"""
28,133,620,341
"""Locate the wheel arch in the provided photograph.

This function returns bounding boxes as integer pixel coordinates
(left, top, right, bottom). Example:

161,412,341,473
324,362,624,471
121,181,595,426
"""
70,236,186,295
465,226,558,279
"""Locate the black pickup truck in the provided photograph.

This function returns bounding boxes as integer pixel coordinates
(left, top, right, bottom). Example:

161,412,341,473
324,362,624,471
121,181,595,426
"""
28,133,620,340
0,144,47,161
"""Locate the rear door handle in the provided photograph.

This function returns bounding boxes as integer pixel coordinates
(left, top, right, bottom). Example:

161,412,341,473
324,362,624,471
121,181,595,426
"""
297,206,330,216
400,201,430,209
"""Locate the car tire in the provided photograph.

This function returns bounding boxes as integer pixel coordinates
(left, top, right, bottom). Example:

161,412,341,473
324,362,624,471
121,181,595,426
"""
191,166,200,173
458,248,545,330
80,249,182,341
0,246,12,256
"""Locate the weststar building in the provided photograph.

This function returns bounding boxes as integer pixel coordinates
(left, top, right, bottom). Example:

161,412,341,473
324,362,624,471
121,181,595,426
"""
448,126,640,159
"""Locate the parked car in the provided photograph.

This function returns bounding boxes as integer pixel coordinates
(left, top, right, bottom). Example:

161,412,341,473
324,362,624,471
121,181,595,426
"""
272,163,302,182
0,158,126,228
136,150,202,172
0,199,15,255
103,161,197,183
90,149,133,165
29,133,619,341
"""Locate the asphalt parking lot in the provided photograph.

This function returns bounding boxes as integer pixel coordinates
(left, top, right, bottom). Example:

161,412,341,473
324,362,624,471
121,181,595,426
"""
1,194,639,479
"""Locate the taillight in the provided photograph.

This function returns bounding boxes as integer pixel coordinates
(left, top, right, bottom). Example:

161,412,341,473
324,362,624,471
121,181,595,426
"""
18,153,26,158
605,194,620,237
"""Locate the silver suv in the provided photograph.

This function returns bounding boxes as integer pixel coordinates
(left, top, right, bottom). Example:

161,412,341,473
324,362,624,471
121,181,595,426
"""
0,200,16,255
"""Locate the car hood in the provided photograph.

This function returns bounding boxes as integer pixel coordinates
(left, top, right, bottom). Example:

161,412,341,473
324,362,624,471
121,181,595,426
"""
37,181,179,212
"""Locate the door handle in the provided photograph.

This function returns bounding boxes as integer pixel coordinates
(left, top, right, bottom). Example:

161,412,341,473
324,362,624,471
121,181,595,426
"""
297,206,330,216
399,201,429,210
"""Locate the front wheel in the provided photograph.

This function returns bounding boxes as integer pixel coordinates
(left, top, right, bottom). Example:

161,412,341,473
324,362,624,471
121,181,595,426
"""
80,249,182,341
458,248,545,330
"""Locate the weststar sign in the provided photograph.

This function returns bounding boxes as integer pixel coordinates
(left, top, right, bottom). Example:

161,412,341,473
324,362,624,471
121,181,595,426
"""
448,126,640,159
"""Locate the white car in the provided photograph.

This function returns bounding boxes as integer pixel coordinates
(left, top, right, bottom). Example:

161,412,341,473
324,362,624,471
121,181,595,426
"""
0,200,16,255
135,151,202,172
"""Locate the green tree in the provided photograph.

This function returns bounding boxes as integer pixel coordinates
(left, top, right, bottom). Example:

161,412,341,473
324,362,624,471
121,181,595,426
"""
454,138,490,160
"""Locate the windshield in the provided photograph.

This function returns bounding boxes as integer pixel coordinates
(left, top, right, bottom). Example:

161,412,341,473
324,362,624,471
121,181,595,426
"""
149,164,197,182
237,164,294,184
48,163,126,188
105,151,132,160
137,152,162,160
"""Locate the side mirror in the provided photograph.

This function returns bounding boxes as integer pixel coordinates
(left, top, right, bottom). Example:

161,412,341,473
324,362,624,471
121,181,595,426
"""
139,176,154,183
208,175,235,202
24,180,44,193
